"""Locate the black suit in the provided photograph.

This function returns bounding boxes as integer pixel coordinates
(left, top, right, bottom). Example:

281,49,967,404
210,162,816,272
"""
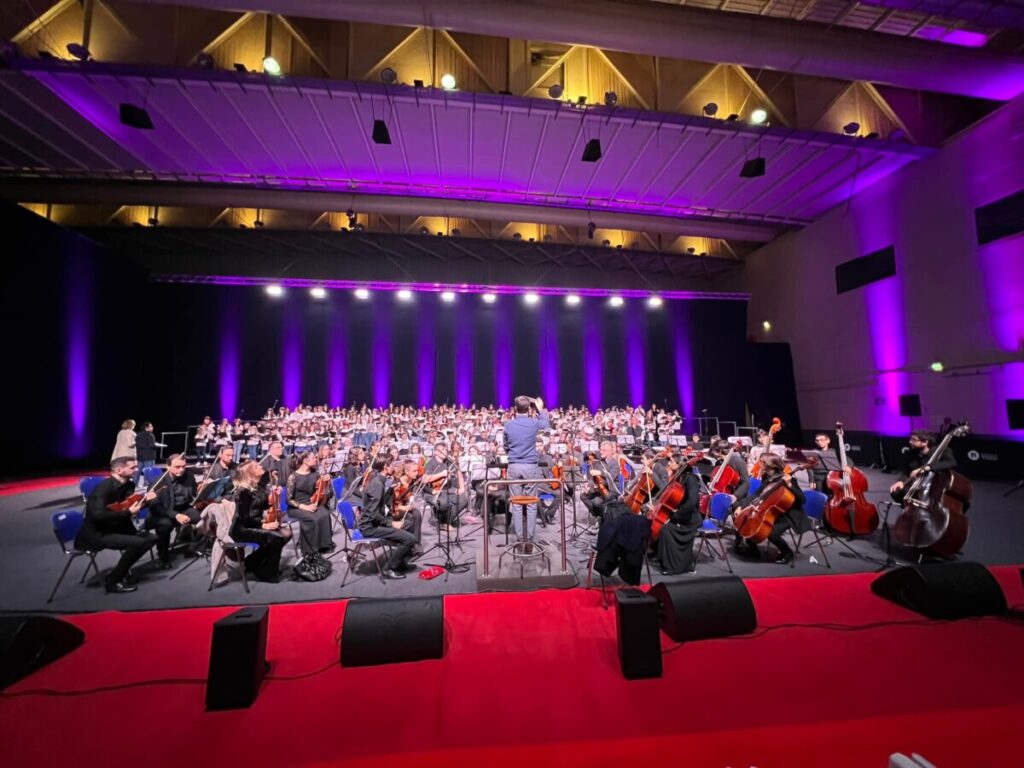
581,457,621,519
891,448,957,504
358,473,415,571
76,476,159,588
145,473,200,563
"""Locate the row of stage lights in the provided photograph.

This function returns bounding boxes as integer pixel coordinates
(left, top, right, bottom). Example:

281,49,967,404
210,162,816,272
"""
264,285,663,308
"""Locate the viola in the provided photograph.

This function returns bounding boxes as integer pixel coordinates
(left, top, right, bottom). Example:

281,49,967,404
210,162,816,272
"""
733,460,816,544
391,481,412,522
892,423,971,558
750,417,782,479
107,468,169,512
824,422,878,535
265,469,281,525
550,463,563,491
310,472,331,506
590,472,611,498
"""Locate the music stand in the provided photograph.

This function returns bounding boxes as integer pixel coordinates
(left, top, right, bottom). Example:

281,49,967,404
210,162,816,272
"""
168,477,233,581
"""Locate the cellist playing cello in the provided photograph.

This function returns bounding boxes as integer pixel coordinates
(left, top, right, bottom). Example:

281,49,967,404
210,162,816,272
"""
733,454,807,565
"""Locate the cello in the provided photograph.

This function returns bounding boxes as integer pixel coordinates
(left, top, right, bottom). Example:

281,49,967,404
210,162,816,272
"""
649,452,704,542
733,460,816,544
892,423,971,559
824,422,879,535
700,443,742,514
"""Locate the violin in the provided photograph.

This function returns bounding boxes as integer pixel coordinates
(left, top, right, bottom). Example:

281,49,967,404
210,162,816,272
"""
750,417,782,479
265,469,281,525
824,422,878,535
733,460,816,544
107,468,169,512
550,462,563,491
310,472,331,506
391,481,412,522
892,423,971,559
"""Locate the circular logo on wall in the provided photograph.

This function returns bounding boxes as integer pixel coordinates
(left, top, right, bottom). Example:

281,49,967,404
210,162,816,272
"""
967,450,980,462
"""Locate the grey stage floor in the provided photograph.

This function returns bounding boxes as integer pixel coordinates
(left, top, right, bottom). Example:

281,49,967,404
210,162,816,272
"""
2,468,1021,614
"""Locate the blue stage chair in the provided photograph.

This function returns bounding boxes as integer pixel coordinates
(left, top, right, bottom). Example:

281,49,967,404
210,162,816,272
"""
47,510,101,603
692,492,734,574
336,501,391,587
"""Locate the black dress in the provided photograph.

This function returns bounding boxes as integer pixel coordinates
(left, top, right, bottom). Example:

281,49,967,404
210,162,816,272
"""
655,472,703,574
231,487,288,581
286,471,335,555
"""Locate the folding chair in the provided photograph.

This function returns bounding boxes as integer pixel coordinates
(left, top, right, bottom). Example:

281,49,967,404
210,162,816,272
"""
47,510,101,603
791,489,832,569
336,501,392,587
692,492,734,574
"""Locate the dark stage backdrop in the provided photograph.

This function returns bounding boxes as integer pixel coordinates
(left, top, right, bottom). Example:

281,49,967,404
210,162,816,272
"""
143,283,750,436
5,203,763,475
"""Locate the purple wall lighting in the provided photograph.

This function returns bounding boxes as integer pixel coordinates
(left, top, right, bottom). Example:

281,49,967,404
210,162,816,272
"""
282,300,303,409
669,301,694,419
494,303,513,409
219,317,240,421
864,276,909,435
372,299,392,408
65,254,92,457
328,302,346,408
625,305,646,407
540,302,560,408
417,301,437,408
584,303,604,412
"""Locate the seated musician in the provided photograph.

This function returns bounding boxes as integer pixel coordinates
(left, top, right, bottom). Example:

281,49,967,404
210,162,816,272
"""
733,454,806,565
145,453,199,567
580,441,623,520
709,439,751,505
75,456,160,594
359,456,417,579
286,451,335,558
342,446,366,504
229,461,292,582
645,449,671,492
206,445,237,481
259,440,292,487
422,442,468,527
889,430,956,503
389,460,423,545
811,432,852,494
654,464,703,575
747,429,771,470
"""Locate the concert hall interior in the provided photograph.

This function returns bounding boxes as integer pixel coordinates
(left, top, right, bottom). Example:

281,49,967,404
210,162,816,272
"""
1,1,1023,766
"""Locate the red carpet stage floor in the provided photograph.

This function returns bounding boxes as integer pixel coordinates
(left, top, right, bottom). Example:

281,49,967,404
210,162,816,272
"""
2,567,1023,767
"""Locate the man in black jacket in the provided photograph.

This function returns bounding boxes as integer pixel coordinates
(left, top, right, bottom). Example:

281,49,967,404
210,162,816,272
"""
145,454,199,567
75,456,160,593
136,422,164,477
357,457,417,579
889,430,957,503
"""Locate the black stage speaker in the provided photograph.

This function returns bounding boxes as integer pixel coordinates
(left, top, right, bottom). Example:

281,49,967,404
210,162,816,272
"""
649,577,757,642
206,606,269,710
899,394,922,417
614,588,662,679
0,615,85,689
341,596,444,667
871,562,1007,619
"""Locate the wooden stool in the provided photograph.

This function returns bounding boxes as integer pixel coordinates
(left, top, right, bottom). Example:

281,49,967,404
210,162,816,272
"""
499,495,550,576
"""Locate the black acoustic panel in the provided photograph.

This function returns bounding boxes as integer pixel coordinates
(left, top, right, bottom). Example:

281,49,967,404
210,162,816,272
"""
614,588,662,680
872,562,1007,619
0,616,85,689
341,596,445,667
1007,399,1024,430
976,188,1024,245
835,246,896,294
206,606,269,710
649,577,757,643
899,394,922,417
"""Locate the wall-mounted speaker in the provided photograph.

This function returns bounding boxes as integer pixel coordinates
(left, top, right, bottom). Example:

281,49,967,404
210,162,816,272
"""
1007,399,1024,430
899,394,922,417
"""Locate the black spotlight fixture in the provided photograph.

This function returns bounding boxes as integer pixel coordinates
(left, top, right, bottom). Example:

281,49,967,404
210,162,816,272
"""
120,103,154,130
725,114,739,122
513,232,522,240
548,84,564,99
66,42,90,61
147,217,159,227
842,121,861,136
702,102,719,117
686,247,696,254
419,226,429,235
254,219,264,229
740,157,766,178
577,95,587,105
372,119,391,145
587,221,596,240
413,79,424,88
865,131,879,140
380,67,398,84
581,138,602,162
233,63,248,73
602,239,611,247
196,52,215,70
604,91,617,107
451,228,461,237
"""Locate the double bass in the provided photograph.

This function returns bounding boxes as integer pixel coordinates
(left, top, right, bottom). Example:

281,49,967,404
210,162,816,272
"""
892,423,971,559
733,460,816,544
824,422,879,535
750,418,782,478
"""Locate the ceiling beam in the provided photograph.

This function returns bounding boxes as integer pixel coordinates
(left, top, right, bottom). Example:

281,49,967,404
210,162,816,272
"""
115,0,1024,100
